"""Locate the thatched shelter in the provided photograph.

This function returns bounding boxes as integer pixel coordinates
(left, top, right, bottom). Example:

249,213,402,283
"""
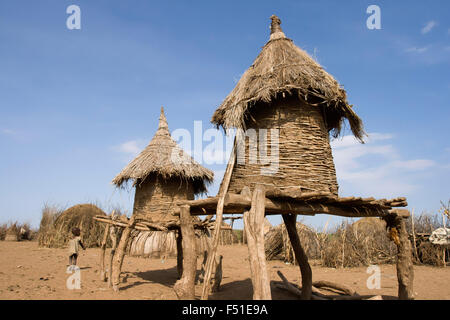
112,107,214,257
38,204,107,248
212,15,365,195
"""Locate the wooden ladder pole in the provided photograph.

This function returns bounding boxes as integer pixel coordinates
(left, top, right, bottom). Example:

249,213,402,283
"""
200,136,238,300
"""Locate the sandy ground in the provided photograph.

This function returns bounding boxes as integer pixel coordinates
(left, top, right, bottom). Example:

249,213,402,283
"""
0,241,449,300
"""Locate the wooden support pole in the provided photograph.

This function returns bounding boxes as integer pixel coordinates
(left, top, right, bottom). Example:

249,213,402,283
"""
384,213,414,300
107,226,118,288
174,205,197,300
99,223,110,281
211,255,223,293
282,213,312,300
176,229,183,279
111,216,136,292
244,184,272,300
201,138,237,300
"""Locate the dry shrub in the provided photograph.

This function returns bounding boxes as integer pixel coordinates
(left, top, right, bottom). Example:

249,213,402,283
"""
0,223,6,240
266,218,397,268
1,222,36,241
38,203,106,248
407,211,448,266
265,222,320,263
321,219,396,268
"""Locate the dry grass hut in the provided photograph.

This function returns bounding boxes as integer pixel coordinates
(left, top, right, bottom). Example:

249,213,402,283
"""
38,204,107,248
112,107,214,258
211,15,365,195
265,222,318,262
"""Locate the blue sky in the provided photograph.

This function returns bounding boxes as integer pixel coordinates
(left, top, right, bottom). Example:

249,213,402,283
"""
0,1,449,230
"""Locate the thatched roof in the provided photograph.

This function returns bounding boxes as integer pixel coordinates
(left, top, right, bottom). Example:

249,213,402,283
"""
211,15,365,142
112,107,214,194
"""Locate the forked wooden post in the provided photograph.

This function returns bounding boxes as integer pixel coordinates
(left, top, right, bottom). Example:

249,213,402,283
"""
282,213,312,300
244,184,272,300
176,229,183,279
174,205,197,300
107,226,118,288
99,223,111,281
385,212,414,300
111,216,136,292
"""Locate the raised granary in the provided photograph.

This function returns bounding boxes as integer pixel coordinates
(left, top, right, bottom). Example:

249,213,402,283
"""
212,15,364,196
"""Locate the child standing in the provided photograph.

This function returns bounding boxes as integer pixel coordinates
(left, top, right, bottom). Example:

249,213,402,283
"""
68,227,85,266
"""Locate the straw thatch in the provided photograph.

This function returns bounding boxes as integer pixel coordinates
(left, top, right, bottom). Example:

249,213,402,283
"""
212,15,364,141
38,204,106,248
127,228,210,259
112,107,213,194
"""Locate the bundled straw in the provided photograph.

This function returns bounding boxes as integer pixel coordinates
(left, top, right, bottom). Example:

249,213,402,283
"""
38,204,106,248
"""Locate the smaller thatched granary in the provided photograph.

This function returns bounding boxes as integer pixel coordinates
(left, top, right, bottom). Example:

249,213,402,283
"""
112,107,214,258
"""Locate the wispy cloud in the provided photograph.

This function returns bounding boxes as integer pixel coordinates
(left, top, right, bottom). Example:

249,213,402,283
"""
1,128,16,135
421,20,437,34
331,133,436,197
112,139,146,156
405,46,429,54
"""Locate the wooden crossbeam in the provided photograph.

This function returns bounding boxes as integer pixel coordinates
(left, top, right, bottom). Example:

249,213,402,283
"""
173,193,409,219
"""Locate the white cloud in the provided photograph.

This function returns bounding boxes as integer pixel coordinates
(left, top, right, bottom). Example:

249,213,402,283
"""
332,133,436,197
392,159,435,170
112,140,146,156
421,21,437,34
1,128,15,135
405,46,429,54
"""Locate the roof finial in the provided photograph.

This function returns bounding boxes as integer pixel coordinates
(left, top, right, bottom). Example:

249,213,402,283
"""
270,15,286,40
158,106,169,132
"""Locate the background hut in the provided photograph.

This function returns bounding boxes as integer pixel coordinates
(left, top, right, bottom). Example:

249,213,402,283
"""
112,107,214,258
211,15,364,195
38,203,107,248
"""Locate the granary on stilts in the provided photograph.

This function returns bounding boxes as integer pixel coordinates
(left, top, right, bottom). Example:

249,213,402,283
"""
94,107,214,291
175,15,415,301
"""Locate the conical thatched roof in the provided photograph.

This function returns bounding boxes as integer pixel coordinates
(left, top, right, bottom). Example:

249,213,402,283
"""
112,107,214,194
212,15,365,141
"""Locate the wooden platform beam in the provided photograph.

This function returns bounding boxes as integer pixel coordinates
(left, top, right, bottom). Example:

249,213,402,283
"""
175,194,396,218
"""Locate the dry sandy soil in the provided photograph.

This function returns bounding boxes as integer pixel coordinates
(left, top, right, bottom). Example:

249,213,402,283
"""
0,241,449,300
